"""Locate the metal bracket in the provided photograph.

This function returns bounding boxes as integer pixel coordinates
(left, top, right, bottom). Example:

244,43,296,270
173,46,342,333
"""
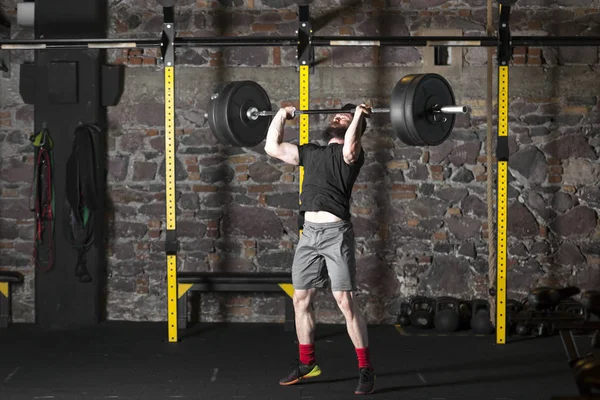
161,6,175,67
165,230,179,255
297,5,314,74
497,4,512,66
0,20,10,78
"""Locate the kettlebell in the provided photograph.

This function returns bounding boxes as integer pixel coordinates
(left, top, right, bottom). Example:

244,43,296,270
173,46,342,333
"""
471,299,494,334
533,321,552,337
409,296,435,329
556,298,585,316
434,297,460,333
556,299,586,335
396,302,411,326
458,300,472,330
506,299,523,335
515,322,530,336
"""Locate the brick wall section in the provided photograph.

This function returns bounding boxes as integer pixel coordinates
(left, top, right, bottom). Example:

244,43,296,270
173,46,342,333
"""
1,0,600,324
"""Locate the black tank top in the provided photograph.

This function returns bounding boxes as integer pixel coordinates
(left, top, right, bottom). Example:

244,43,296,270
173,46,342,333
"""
298,143,365,221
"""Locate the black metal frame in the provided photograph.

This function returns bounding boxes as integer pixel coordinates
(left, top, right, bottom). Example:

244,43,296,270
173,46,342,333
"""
0,19,9,77
3,0,600,53
3,35,600,50
297,5,313,73
176,273,295,332
1,2,598,77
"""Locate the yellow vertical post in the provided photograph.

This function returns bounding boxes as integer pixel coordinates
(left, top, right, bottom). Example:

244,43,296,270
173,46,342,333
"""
162,7,178,343
297,3,311,239
496,66,509,344
299,65,309,195
165,66,178,343
495,2,512,345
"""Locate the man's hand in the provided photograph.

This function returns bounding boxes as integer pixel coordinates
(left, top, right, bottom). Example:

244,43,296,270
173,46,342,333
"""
280,106,296,120
355,104,372,118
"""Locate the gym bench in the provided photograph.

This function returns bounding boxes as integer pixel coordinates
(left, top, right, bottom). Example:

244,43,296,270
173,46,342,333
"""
0,271,24,328
176,272,295,331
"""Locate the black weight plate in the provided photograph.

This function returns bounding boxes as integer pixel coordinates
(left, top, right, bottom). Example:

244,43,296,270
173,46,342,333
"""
214,82,242,146
225,81,272,147
404,75,429,146
407,74,455,146
207,81,272,147
391,74,456,147
208,82,235,146
390,75,420,146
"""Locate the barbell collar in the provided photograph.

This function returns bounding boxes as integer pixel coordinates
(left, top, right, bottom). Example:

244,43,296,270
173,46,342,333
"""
437,105,471,115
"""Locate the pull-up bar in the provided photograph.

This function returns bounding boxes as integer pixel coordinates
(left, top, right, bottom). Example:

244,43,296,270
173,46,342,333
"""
2,35,600,51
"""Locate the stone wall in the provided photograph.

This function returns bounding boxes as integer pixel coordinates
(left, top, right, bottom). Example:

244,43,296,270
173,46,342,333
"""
1,0,600,325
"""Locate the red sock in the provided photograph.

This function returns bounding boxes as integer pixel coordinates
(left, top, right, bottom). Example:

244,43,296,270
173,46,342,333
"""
355,347,371,369
299,344,315,365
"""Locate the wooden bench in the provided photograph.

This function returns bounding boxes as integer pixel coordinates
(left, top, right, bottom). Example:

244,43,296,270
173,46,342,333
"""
0,271,24,328
177,272,295,331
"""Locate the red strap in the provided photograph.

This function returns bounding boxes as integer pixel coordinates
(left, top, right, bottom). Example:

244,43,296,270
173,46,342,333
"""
33,148,53,272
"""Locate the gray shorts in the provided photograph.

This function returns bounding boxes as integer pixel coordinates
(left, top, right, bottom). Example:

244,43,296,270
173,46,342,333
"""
292,220,356,292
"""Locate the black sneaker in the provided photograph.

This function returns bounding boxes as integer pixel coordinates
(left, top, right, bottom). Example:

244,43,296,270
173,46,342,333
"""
354,366,375,395
279,361,322,386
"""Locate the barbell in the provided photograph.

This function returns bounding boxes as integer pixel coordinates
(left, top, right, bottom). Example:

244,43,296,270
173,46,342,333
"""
206,73,470,148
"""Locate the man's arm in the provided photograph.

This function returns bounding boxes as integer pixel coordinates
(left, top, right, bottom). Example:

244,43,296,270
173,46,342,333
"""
342,105,370,165
264,107,300,166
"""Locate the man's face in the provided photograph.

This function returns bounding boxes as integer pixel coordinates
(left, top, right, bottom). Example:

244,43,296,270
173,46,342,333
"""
322,112,353,142
330,112,353,129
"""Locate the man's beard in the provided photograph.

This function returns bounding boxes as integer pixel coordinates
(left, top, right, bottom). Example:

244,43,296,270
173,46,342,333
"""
322,125,347,142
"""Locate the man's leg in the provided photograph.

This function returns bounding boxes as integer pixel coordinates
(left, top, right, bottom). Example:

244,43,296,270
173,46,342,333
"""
332,290,375,395
294,288,317,345
322,221,375,395
280,288,323,386
280,225,326,386
294,288,318,363
332,291,368,350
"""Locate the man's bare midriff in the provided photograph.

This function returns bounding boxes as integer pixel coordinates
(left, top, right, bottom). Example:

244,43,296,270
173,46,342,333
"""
304,211,342,223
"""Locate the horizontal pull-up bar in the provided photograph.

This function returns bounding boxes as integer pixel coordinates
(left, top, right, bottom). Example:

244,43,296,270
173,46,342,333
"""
2,35,600,50
314,35,600,47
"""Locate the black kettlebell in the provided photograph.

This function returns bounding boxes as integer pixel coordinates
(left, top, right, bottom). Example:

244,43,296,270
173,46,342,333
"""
471,299,494,334
556,299,585,316
506,299,523,335
396,302,411,326
434,297,460,333
533,321,552,337
557,299,586,335
458,300,472,330
515,322,530,336
409,296,435,329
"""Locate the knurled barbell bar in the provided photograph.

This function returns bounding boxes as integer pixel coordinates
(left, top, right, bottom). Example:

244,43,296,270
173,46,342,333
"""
246,105,469,120
206,73,470,148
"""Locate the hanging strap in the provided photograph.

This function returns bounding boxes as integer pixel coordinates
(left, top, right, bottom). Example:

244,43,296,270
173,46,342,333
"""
64,124,101,283
29,129,55,272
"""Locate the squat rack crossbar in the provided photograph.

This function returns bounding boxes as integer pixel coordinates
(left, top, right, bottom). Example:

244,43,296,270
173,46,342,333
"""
2,35,600,50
